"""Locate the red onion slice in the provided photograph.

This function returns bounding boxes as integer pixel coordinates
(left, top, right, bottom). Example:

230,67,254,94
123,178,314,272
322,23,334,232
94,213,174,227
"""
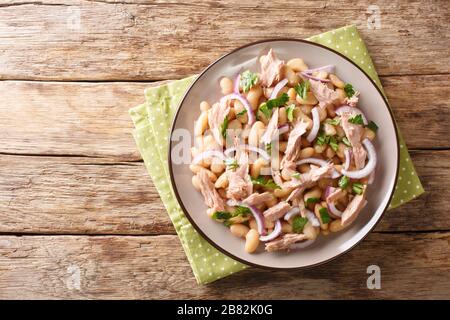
324,186,336,200
324,186,343,218
269,78,288,100
327,201,343,218
220,93,255,125
344,148,352,170
303,65,335,74
284,207,300,221
341,139,377,179
278,124,289,135
224,145,270,161
192,150,226,164
259,219,282,242
234,74,241,94
306,107,320,142
296,158,341,179
305,210,321,227
301,72,330,83
335,105,368,125
248,204,266,236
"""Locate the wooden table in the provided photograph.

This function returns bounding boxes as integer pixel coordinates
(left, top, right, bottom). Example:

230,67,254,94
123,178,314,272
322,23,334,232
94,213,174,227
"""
0,0,449,299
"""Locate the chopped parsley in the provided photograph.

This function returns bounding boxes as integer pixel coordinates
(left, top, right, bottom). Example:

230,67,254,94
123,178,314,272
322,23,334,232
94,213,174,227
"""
329,136,339,152
220,117,228,139
259,103,272,119
251,176,280,189
352,182,364,195
291,172,301,179
212,211,232,221
316,131,328,146
265,143,272,155
258,93,289,118
286,104,296,122
305,197,320,206
348,114,364,125
212,206,251,227
240,70,258,93
338,175,349,189
292,216,308,233
234,206,251,217
342,136,352,147
294,80,310,100
367,120,379,132
319,207,331,224
344,83,355,97
316,131,338,151
236,109,247,118
326,118,341,126
224,158,239,170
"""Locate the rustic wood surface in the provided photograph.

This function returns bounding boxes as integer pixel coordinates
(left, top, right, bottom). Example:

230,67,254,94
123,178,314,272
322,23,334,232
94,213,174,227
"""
0,0,449,299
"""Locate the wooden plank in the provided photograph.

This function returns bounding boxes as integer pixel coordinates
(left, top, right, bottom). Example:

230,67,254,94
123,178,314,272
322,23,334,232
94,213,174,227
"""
0,1,448,80
0,150,448,234
0,76,448,160
0,232,448,299
0,155,172,235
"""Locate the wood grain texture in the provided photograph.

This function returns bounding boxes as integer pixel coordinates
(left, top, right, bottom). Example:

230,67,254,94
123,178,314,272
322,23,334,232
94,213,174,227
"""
0,233,448,299
0,150,448,234
0,155,170,235
0,0,448,80
0,75,448,161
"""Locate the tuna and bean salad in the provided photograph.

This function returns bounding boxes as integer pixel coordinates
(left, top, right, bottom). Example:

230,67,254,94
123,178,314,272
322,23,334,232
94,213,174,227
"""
190,49,379,253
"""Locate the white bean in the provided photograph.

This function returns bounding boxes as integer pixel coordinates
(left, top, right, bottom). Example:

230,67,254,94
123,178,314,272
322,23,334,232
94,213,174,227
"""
245,229,260,253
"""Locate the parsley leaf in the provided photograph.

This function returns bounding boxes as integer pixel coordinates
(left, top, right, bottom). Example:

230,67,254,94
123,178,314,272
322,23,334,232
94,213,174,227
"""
344,83,355,97
224,158,239,170
305,197,320,206
342,136,352,147
295,80,310,100
236,109,247,117
258,103,272,119
367,120,379,132
220,117,229,139
338,176,349,189
292,216,308,233
326,118,341,126
258,93,289,119
316,131,329,146
329,136,339,152
212,211,232,220
348,114,364,125
286,104,296,122
233,206,251,217
352,182,364,195
291,172,301,179
319,207,331,224
251,176,280,189
240,70,258,93
266,93,289,109
265,143,272,155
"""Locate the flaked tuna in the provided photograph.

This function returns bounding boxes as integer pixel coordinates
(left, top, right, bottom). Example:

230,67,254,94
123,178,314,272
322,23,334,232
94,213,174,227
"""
341,194,367,227
198,169,225,212
341,113,367,169
265,233,309,252
260,49,285,87
309,79,341,108
263,201,291,221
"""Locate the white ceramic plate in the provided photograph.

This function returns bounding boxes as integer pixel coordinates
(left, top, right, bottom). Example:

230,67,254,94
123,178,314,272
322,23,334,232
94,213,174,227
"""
169,39,399,269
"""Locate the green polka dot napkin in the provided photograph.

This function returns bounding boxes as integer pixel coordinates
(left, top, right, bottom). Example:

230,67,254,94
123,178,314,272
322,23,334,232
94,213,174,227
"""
129,25,424,284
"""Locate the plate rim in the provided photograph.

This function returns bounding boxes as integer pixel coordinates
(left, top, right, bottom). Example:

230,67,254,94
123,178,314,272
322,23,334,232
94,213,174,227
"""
167,38,400,270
